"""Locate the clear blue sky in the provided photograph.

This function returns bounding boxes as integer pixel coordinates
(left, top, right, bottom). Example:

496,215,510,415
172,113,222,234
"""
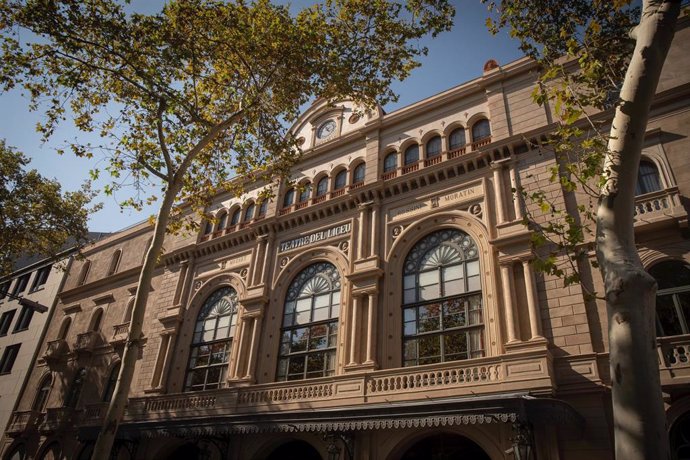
0,0,523,233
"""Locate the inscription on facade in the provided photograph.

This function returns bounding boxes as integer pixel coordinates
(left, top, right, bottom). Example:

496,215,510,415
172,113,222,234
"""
279,223,352,253
224,254,249,269
388,184,482,222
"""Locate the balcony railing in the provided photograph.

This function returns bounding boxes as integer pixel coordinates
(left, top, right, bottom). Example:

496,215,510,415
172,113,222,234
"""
279,206,293,216
331,188,346,198
447,146,467,159
6,411,42,437
424,155,443,167
471,137,491,150
659,334,690,386
313,195,327,204
295,201,309,210
634,187,685,224
380,170,397,180
401,161,420,175
43,339,69,363
111,322,130,346
40,407,79,434
349,181,365,190
81,403,109,427
74,331,102,355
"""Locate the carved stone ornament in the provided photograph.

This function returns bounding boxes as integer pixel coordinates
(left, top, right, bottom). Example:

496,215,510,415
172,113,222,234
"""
469,203,483,218
348,113,360,124
193,280,202,291
280,257,289,268
296,136,306,146
240,268,248,279
338,240,349,254
391,225,403,239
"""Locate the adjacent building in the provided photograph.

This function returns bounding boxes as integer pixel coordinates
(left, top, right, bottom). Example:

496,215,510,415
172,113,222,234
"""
2,16,690,460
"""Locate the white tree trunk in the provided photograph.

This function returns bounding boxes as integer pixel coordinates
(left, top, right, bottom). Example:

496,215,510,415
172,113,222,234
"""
91,180,182,460
595,1,679,458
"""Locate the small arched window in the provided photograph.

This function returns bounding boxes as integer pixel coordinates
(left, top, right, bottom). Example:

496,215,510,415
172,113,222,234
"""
217,212,228,231
426,136,442,158
244,203,255,222
122,298,135,323
77,260,91,286
89,309,103,332
353,163,366,184
402,229,484,366
449,128,466,150
57,317,71,340
230,208,241,226
636,160,662,195
258,200,268,218
278,262,341,381
334,170,347,190
299,183,311,203
404,145,419,165
384,153,398,173
316,177,329,197
650,261,690,337
102,362,121,402
32,374,52,412
203,220,213,236
64,368,86,408
471,119,491,142
107,250,121,276
185,287,239,391
283,188,295,208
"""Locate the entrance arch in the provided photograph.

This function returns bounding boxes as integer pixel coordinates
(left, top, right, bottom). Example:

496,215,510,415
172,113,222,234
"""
671,411,690,459
265,440,322,460
397,432,490,460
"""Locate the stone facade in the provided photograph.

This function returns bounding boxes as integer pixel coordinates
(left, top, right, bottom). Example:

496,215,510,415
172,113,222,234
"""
3,17,690,460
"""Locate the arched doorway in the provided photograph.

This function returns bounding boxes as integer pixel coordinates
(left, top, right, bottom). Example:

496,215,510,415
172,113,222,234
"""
671,411,690,459
165,443,200,460
399,433,490,460
266,440,322,460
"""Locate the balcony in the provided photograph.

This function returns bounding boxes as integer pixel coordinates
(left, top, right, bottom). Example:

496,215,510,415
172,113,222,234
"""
43,339,69,364
74,331,102,356
634,187,686,230
658,334,690,387
39,407,79,434
81,403,109,427
447,146,467,159
471,137,491,150
424,155,443,167
6,411,42,437
401,161,420,175
110,322,130,346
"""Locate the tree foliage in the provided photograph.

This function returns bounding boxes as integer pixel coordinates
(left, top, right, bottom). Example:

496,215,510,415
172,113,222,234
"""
0,140,96,276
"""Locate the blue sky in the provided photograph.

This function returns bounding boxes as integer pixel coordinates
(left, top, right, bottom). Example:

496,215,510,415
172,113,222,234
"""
0,1,523,233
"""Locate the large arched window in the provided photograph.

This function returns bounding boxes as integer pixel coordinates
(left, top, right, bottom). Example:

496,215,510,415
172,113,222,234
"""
230,208,241,227
650,261,690,337
184,287,239,391
32,374,52,412
636,159,662,195
299,183,311,203
472,119,491,142
402,229,484,366
278,262,341,381
217,212,228,231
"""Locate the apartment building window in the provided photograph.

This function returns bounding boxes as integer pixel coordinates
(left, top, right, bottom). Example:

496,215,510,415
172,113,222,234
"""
277,262,340,381
102,362,121,402
12,273,30,296
651,260,690,337
13,305,34,332
230,208,241,227
0,344,21,374
449,127,466,150
402,229,484,367
32,374,53,412
184,287,238,392
64,368,86,408
217,212,228,232
352,163,366,184
0,310,16,335
31,265,52,291
0,281,9,300
636,159,662,195
298,183,311,203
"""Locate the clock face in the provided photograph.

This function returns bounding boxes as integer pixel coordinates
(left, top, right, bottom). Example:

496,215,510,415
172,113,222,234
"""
317,120,336,139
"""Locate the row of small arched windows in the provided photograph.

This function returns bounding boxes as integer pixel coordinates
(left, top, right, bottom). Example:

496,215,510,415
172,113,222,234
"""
282,162,366,211
203,200,269,237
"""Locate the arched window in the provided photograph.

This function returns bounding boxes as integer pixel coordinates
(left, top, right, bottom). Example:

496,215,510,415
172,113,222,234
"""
77,260,91,286
64,368,86,408
244,203,255,222
123,298,135,323
89,309,103,332
184,287,239,391
257,200,268,218
217,212,228,231
404,145,419,165
449,128,466,150
107,250,121,276
57,317,71,340
283,188,295,208
353,163,366,184
32,374,52,412
636,159,662,195
5,443,26,460
650,261,690,337
38,442,60,460
334,170,347,190
472,119,491,142
203,220,213,235
299,183,311,203
402,229,484,366
230,208,241,226
426,136,442,158
278,262,341,381
102,362,120,402
316,177,329,197
384,152,397,172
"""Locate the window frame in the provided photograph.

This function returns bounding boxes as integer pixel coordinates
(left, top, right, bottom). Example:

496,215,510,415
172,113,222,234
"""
334,170,347,191
449,127,466,150
0,344,21,374
404,144,420,166
30,265,52,292
0,309,16,336
426,136,442,158
471,119,491,142
13,305,34,332
384,152,397,173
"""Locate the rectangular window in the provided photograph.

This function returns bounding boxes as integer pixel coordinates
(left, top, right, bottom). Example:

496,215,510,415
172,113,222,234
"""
30,265,52,292
0,344,21,374
11,274,31,296
0,282,9,300
13,306,34,332
0,310,16,335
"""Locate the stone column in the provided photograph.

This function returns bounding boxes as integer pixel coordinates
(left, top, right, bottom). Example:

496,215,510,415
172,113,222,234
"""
251,235,268,286
244,316,261,380
500,263,520,343
492,163,506,224
369,202,379,258
349,295,361,365
365,292,377,365
357,203,369,260
230,319,247,379
522,259,543,340
509,164,523,221
172,259,189,307
260,232,274,284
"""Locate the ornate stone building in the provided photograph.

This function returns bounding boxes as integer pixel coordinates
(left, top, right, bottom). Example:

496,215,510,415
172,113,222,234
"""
3,17,690,460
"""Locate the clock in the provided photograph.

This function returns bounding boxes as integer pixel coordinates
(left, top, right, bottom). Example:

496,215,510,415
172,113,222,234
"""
317,119,336,139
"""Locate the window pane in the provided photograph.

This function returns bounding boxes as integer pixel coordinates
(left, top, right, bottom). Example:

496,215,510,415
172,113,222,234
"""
418,305,440,332
404,274,416,290
444,279,465,297
296,298,311,312
295,310,310,325
314,294,330,308
444,332,468,360
419,270,438,286
419,284,440,300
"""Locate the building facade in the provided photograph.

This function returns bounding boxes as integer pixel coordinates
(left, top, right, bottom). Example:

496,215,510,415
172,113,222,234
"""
3,17,690,460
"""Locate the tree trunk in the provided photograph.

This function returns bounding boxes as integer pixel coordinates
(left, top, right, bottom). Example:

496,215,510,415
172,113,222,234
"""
595,1,679,458
91,180,182,460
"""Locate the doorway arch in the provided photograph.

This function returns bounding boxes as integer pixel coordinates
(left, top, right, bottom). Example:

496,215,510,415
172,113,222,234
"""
396,432,490,460
265,440,322,460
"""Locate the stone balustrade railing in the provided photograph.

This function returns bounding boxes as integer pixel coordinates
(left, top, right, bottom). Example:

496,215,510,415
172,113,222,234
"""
110,322,130,345
6,411,42,436
658,334,690,386
366,363,502,394
634,187,684,224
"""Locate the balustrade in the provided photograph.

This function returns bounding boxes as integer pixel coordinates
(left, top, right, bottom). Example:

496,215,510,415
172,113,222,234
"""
110,322,130,346
447,147,467,159
424,156,443,167
471,137,491,150
6,411,41,436
43,339,69,363
40,407,78,433
74,331,102,355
